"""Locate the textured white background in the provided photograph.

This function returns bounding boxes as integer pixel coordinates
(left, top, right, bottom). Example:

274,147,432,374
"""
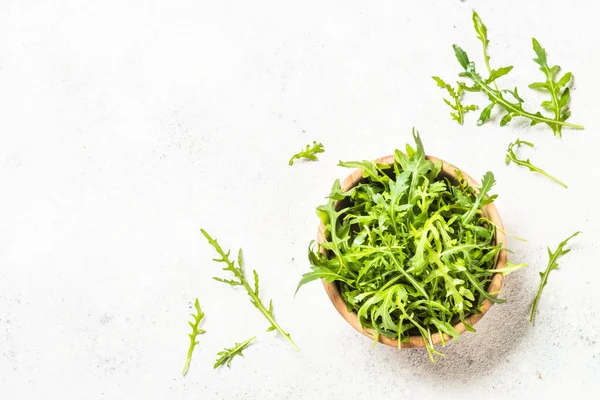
1,0,599,399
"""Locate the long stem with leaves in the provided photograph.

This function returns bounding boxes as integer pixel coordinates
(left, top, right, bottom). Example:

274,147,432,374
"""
201,229,299,351
455,45,584,132
182,298,206,376
530,232,581,322
528,38,575,137
432,76,478,124
505,139,567,188
213,336,256,369
436,10,584,133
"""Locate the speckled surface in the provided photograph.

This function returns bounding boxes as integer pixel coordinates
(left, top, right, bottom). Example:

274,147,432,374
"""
1,1,599,399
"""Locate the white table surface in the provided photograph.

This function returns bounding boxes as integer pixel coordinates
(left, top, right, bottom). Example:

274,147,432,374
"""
1,0,599,399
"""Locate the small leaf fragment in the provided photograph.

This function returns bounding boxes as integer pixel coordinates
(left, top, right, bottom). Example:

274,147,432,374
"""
213,337,256,369
530,232,581,322
289,141,325,166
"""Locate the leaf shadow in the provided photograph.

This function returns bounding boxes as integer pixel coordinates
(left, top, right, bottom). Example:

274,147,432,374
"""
391,273,531,383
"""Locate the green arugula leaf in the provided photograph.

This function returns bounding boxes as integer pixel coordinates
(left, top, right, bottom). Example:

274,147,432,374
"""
477,102,495,126
289,141,325,166
485,260,527,276
182,298,206,376
530,232,581,323
201,230,299,351
432,76,478,124
213,337,256,369
529,38,574,137
505,139,567,188
472,11,516,92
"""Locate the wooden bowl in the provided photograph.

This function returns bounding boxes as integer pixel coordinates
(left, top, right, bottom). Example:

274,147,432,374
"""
318,154,507,348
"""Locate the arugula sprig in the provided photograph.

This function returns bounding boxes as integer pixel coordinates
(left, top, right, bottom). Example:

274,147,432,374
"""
289,141,325,166
201,229,299,351
436,11,583,134
182,298,206,376
298,129,520,362
529,38,575,137
505,139,567,188
530,232,581,323
213,336,256,369
432,76,478,124
463,171,497,224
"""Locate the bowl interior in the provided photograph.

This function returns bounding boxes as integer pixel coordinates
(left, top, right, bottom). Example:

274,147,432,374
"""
318,154,507,348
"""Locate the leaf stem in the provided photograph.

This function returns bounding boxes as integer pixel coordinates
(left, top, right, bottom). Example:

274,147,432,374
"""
531,166,567,188
182,347,194,376
506,140,568,188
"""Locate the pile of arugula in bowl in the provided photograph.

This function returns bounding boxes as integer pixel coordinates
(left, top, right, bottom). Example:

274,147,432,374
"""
297,131,517,360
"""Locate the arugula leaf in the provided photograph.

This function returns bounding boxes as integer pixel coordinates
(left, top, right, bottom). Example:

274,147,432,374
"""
505,139,567,188
529,38,574,137
299,130,515,362
201,230,299,351
432,76,478,124
463,171,496,224
182,298,206,376
289,141,325,166
296,245,354,295
472,10,510,91
485,260,527,276
530,232,581,323
213,336,256,369
395,129,436,203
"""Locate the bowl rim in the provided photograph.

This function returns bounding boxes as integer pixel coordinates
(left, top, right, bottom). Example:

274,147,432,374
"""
318,154,507,348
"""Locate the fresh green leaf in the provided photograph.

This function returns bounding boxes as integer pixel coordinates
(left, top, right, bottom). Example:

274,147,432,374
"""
530,232,581,322
487,66,514,84
213,336,256,369
528,38,577,137
505,139,568,188
201,230,299,351
453,44,471,70
432,76,478,124
477,102,495,126
289,141,325,166
182,298,206,376
338,160,390,182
